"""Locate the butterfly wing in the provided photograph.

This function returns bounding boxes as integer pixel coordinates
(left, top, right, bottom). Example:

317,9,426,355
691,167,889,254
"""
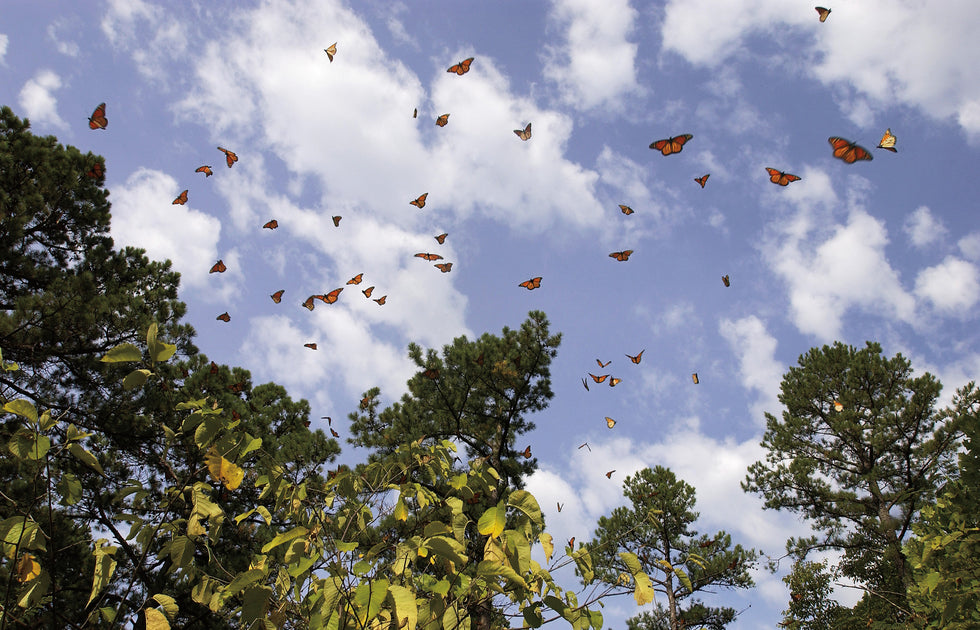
596,359,610,368
271,290,284,303
173,190,188,205
374,295,387,305
332,215,342,226
610,377,622,387
435,233,448,244
877,128,897,152
606,417,616,428
722,275,730,287
303,296,316,311
650,134,692,155
196,165,213,177
216,312,230,322
410,193,428,208
582,378,589,391
218,146,238,167
435,114,449,127
692,373,699,384
305,343,318,350
209,260,226,273
88,103,107,130
324,288,343,304
619,204,634,215
815,6,831,21
324,43,337,61
695,174,710,188
435,263,452,273
347,273,363,285
514,123,532,141
263,219,278,229
829,137,873,163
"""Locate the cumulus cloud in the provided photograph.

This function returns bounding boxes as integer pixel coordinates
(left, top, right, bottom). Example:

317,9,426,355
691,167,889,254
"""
0,33,8,64
18,70,67,130
719,316,784,425
101,0,187,81
914,256,980,314
903,206,947,249
958,232,980,261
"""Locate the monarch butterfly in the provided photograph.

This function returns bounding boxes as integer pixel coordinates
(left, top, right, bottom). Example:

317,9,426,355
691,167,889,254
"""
374,295,387,305
519,277,542,290
766,167,801,186
347,273,363,285
828,137,873,163
694,174,710,188
606,417,616,428
209,360,219,374
833,400,843,412
722,275,730,287
475,353,485,366
217,146,238,168
321,288,343,304
568,537,576,549
596,359,610,368
435,262,453,273
263,219,278,229
305,343,318,350
216,312,230,322
609,250,633,261
196,165,213,177
514,122,532,141
322,416,332,425
435,233,448,244
332,215,342,226
578,442,591,451
589,373,608,384
581,377,589,391
626,350,644,364
421,368,439,379
605,470,615,479
649,134,693,156
362,286,374,298
521,445,532,458
415,252,443,261
270,289,284,303
557,502,563,512
173,190,188,205
209,260,227,273
413,108,418,118
815,6,831,22
302,295,319,311
609,377,622,387
330,428,340,438
88,102,107,130
619,204,635,215
435,114,449,127
876,128,897,152
324,42,337,62
692,373,699,384
86,161,104,179
410,193,428,208
447,57,474,75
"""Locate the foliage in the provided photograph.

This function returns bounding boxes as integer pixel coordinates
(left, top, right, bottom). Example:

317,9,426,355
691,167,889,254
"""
589,467,757,630
777,559,848,630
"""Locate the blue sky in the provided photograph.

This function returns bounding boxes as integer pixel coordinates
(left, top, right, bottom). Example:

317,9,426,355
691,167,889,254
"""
4,0,980,626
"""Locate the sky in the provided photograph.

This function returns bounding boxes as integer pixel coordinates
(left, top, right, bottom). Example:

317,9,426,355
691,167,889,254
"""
3,0,980,627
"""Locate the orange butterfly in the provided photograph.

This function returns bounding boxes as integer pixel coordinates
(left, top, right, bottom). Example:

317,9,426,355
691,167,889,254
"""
692,373,699,384
362,286,374,298
172,190,188,205
347,273,363,285
324,43,337,62
332,215,342,226
828,137,873,163
209,361,219,374
229,381,244,393
557,502,563,512
694,174,710,188
619,204,635,215
209,260,227,273
305,343,318,350
589,373,608,384
834,400,844,412
303,295,320,311
626,350,644,364
196,165,213,177
270,289,284,303
514,122,532,141
877,128,897,152
374,295,387,305
434,233,448,244
519,277,542,290
609,377,622,387
410,193,428,208
581,377,589,391
568,537,576,549
447,57,474,75
216,312,230,322
815,6,831,22
321,288,343,304
766,167,801,186
722,275,730,287
415,252,443,261
609,250,633,261
649,134,693,156
596,359,610,368
578,442,591,451
521,445,532,458
88,102,107,130
330,428,340,438
263,219,278,229
606,417,616,428
413,108,418,118
605,470,615,479
435,114,449,127
217,146,238,168
435,262,453,273
86,161,104,179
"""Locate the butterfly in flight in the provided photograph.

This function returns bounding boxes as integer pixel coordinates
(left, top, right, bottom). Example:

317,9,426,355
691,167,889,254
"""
324,42,337,62
581,377,589,391
304,343,318,350
597,359,611,368
374,295,387,305
332,216,342,226
435,114,450,127
216,312,230,322
302,295,321,311
834,400,844,412
88,102,108,130
557,502,563,512
815,6,831,22
362,286,374,298
619,204,635,215
694,174,710,188
828,137,873,163
605,470,616,479
209,260,227,273
209,361,219,374
692,373,700,384
447,57,474,75
589,373,609,384
172,190,188,205
413,108,418,118
434,233,448,244
263,219,278,229
609,250,633,261
435,262,453,273
415,252,443,261
217,146,238,168
514,122,532,141
649,134,693,156
270,289,284,303
567,537,576,549
410,193,428,208
86,161,105,179
609,377,622,387
766,167,801,186
330,428,340,438
347,273,363,285
606,417,616,428
521,445,532,458
519,277,542,290
196,165,213,177
877,128,897,152
626,350,644,364
320,288,343,304
578,442,591,452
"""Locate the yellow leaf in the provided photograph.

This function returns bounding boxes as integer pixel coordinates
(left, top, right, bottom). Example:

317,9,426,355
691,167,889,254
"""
16,553,41,582
206,447,244,490
539,533,554,563
145,607,171,630
394,498,408,521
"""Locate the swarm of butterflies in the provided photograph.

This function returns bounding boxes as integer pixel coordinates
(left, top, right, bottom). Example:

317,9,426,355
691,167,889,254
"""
85,5,895,495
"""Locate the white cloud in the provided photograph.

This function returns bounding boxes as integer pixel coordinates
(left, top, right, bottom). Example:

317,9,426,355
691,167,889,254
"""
18,70,67,130
958,232,980,261
109,168,224,292
719,316,784,426
47,20,80,57
914,256,980,314
903,206,947,249
543,0,641,111
0,34,8,64
101,0,187,81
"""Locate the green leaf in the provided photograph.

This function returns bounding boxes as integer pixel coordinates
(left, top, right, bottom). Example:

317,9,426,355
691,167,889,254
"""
147,323,177,363
388,584,418,630
507,489,544,527
240,585,272,623
87,544,118,606
633,570,655,606
262,526,309,553
68,443,104,474
477,505,506,538
144,607,170,630
3,399,38,423
122,368,151,390
151,594,178,620
57,472,83,505
101,343,142,363
8,429,50,460
170,536,194,569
